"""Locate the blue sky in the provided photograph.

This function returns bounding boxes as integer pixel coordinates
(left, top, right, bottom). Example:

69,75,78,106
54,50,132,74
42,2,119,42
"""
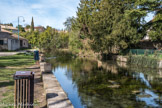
0,0,154,29
0,0,80,29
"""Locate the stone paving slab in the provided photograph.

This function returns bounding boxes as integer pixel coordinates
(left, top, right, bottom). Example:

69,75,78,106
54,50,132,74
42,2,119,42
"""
42,71,74,108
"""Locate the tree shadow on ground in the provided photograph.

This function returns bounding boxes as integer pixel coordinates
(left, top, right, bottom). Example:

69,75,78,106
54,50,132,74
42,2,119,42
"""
34,77,42,84
0,80,14,87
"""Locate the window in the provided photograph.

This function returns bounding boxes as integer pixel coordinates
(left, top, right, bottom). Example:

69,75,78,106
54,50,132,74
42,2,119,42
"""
4,40,7,44
0,40,4,45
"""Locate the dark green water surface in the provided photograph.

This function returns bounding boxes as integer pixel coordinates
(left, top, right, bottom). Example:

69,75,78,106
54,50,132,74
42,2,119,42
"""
48,57,162,108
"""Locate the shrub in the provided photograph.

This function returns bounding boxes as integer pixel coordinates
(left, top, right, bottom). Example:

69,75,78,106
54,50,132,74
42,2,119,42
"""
129,55,159,68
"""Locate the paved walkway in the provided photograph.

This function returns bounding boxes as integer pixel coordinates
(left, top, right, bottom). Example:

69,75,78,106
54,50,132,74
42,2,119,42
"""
0,49,36,56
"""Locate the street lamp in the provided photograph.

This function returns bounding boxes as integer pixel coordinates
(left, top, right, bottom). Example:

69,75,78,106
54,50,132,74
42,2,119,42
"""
18,16,25,40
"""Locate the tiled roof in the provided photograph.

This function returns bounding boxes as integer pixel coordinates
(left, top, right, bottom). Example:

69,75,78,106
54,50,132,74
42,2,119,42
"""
1,29,12,33
0,25,18,30
0,29,27,40
34,26,44,29
12,34,27,40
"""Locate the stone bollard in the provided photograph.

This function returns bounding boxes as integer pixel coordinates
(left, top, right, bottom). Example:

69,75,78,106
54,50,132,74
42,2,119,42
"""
39,56,45,62
40,62,52,73
97,60,102,68
39,53,45,62
40,53,44,57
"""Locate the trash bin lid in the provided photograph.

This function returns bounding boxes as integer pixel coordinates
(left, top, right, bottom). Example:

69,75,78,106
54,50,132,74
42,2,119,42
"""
15,71,34,77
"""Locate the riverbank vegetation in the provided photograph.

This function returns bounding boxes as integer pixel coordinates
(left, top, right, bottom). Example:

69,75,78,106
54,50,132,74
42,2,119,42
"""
129,55,159,68
64,0,161,55
126,49,162,68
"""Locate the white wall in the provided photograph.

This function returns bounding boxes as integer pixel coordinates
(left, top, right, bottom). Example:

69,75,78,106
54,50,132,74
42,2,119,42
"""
8,39,12,50
11,39,20,50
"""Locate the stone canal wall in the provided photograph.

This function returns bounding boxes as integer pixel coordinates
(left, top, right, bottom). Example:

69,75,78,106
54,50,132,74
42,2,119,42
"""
116,56,128,62
159,60,162,69
39,54,74,108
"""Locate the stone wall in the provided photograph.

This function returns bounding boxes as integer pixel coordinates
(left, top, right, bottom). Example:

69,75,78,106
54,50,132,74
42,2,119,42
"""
159,60,162,69
116,56,128,62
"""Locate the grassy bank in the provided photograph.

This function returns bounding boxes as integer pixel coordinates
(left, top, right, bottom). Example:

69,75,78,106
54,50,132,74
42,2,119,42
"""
0,53,35,108
128,55,160,68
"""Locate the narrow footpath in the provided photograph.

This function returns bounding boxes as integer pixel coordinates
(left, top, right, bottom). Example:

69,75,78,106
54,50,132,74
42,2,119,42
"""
28,64,47,108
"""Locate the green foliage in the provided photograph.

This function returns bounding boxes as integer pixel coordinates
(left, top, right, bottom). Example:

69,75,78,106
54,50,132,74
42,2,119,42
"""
20,25,70,51
149,11,162,42
39,26,54,49
25,24,31,29
126,49,162,60
16,25,25,32
21,0,161,56
73,0,161,54
128,55,159,68
29,31,39,46
69,31,83,54
39,27,69,52
64,17,77,32
18,0,161,56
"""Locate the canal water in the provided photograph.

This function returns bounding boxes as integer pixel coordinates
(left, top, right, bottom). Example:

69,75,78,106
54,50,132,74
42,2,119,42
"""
49,57,162,108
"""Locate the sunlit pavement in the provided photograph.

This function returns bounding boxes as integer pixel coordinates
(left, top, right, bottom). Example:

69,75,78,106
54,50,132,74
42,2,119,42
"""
0,49,37,56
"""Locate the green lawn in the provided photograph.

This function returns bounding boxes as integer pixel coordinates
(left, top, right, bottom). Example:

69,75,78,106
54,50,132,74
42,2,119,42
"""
0,53,34,67
0,53,35,108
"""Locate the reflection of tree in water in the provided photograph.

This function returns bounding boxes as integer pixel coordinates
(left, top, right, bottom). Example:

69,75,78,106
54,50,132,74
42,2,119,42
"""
128,66,162,81
128,66,162,97
75,68,148,108
49,58,162,108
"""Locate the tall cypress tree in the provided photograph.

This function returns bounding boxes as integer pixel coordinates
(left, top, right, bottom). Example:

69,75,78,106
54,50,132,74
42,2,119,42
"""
31,17,34,32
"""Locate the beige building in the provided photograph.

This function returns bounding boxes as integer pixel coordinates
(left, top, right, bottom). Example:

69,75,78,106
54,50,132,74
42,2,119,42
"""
25,26,45,32
0,26,28,51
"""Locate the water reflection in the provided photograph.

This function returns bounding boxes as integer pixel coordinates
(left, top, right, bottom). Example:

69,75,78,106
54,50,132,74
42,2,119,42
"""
49,58,162,108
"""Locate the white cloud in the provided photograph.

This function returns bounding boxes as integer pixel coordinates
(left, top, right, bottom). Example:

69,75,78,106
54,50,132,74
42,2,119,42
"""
0,0,80,29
